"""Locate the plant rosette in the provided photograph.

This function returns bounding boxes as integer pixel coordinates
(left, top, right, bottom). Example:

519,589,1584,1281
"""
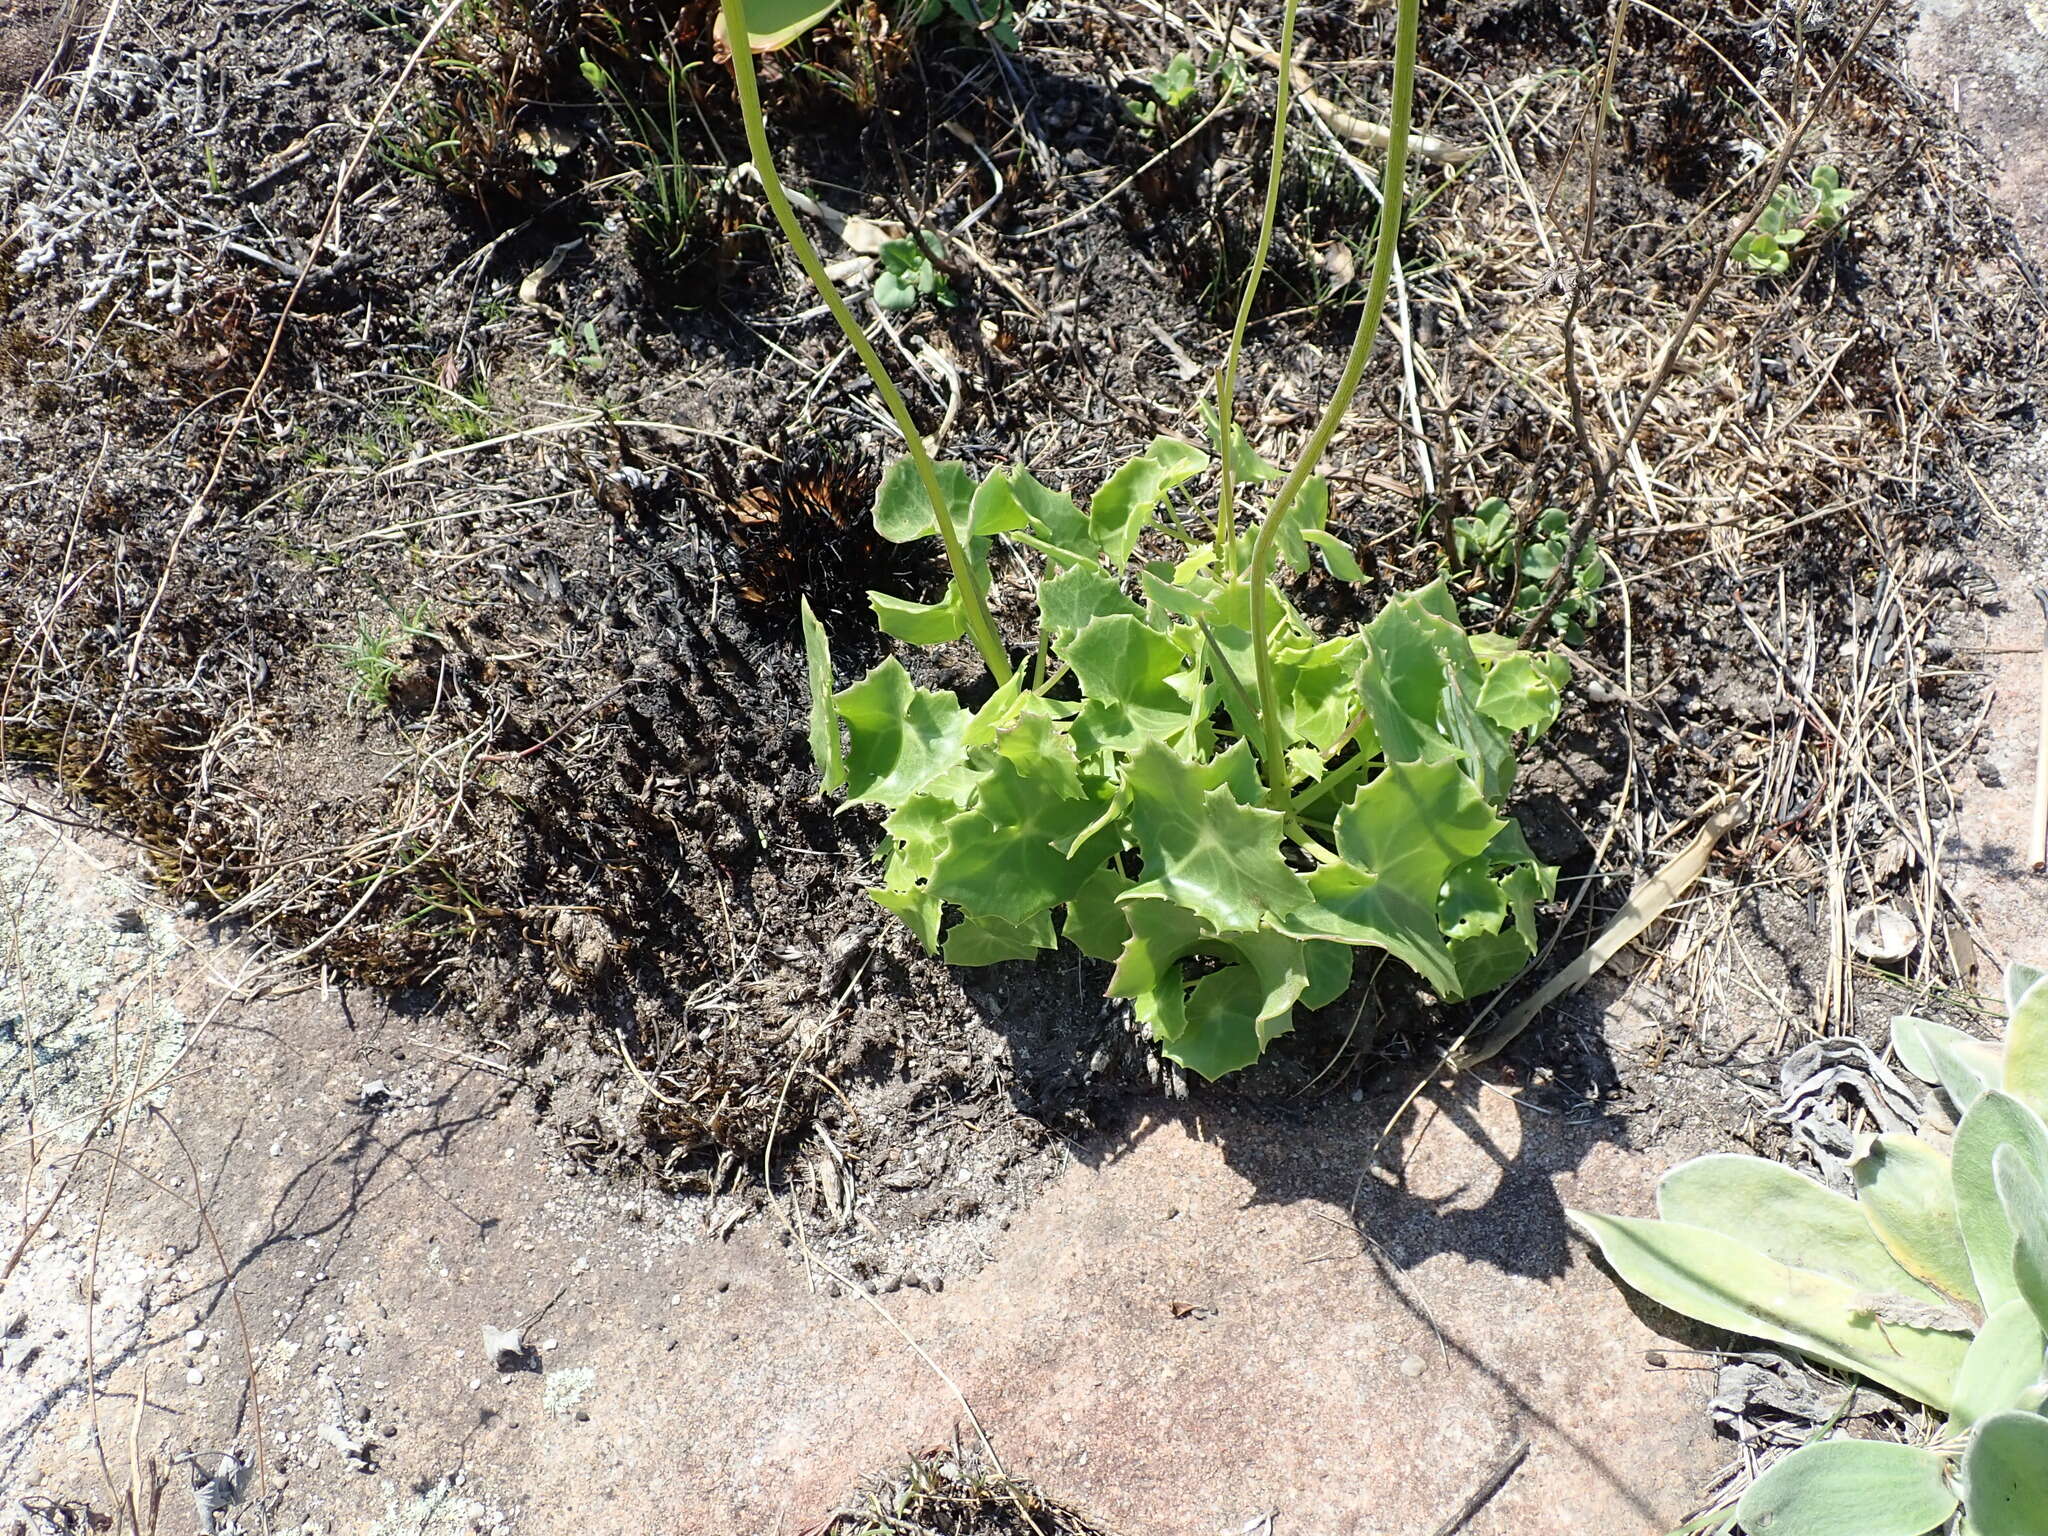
802,441,1569,1080
1571,961,2048,1536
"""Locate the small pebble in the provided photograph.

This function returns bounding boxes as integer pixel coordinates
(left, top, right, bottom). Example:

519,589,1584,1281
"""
184,1329,207,1351
1398,1355,1425,1379
185,1368,206,1386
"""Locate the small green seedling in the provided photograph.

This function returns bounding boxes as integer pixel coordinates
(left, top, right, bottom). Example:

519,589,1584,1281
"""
1451,501,1603,644
909,0,1020,49
1572,962,2048,1536
333,603,435,713
874,235,953,312
547,320,604,373
1733,165,1856,275
1128,52,1200,127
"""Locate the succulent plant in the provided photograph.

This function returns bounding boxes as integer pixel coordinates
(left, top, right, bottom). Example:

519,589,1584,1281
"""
1571,964,2048,1536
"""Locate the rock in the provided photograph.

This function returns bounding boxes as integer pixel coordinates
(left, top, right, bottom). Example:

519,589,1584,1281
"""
482,1324,525,1370
1849,903,1917,963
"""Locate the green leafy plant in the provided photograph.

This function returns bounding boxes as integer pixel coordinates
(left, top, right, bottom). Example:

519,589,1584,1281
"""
333,603,436,714
905,0,1019,49
547,319,605,374
1128,51,1200,128
873,234,953,312
580,47,706,264
727,0,1566,1078
1733,165,1856,275
1452,500,1604,644
1570,963,2048,1536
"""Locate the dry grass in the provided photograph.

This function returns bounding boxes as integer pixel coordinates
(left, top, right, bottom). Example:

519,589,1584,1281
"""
812,1445,1118,1536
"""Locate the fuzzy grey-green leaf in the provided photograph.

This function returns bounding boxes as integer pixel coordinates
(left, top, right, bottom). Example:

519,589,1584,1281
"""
1734,1440,1955,1536
1963,1410,2048,1536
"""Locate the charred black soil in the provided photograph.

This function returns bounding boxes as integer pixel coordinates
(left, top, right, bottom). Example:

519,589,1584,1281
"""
2,0,2042,1270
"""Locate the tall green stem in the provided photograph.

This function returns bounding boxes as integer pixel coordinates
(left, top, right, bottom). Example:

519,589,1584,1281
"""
1246,0,1420,804
1212,0,1301,577
719,0,1012,683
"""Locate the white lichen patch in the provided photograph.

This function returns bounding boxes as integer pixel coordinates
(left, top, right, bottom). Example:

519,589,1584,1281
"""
0,818,186,1139
365,1478,508,1536
541,1366,596,1418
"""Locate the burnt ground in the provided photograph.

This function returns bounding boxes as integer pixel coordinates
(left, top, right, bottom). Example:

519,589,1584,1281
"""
3,0,2048,1521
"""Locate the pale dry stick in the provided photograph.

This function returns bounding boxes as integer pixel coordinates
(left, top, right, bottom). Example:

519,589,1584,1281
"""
47,0,126,173
755,1016,1025,1522
1155,0,1482,165
1457,798,1748,1068
126,1362,155,1536
150,1106,272,1510
83,998,145,1520
97,0,469,756
1527,0,1894,643
1013,88,1241,241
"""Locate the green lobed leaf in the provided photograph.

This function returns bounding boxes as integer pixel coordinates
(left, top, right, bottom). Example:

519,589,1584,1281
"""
943,910,1056,965
1962,1410,2048,1536
1852,1133,1982,1310
1061,865,1134,962
1065,614,1194,752
928,778,1116,925
1953,1092,2048,1313
1357,585,1502,782
1273,476,1331,574
873,458,976,544
1089,438,1207,567
1564,1210,1970,1409
1199,400,1284,484
1039,563,1141,636
1733,1440,1956,1536
1279,757,1505,999
834,659,971,808
1994,1144,2048,1333
1107,897,1207,1044
869,885,941,954
1476,650,1571,736
1006,466,1100,566
1119,743,1307,934
2006,973,2048,1122
1448,928,1538,994
1655,1154,1952,1307
1278,633,1367,756
800,599,846,795
1438,859,1508,940
881,794,957,884
967,473,1028,536
1301,529,1365,582
869,587,967,646
1302,939,1353,1009
1948,1300,2048,1433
